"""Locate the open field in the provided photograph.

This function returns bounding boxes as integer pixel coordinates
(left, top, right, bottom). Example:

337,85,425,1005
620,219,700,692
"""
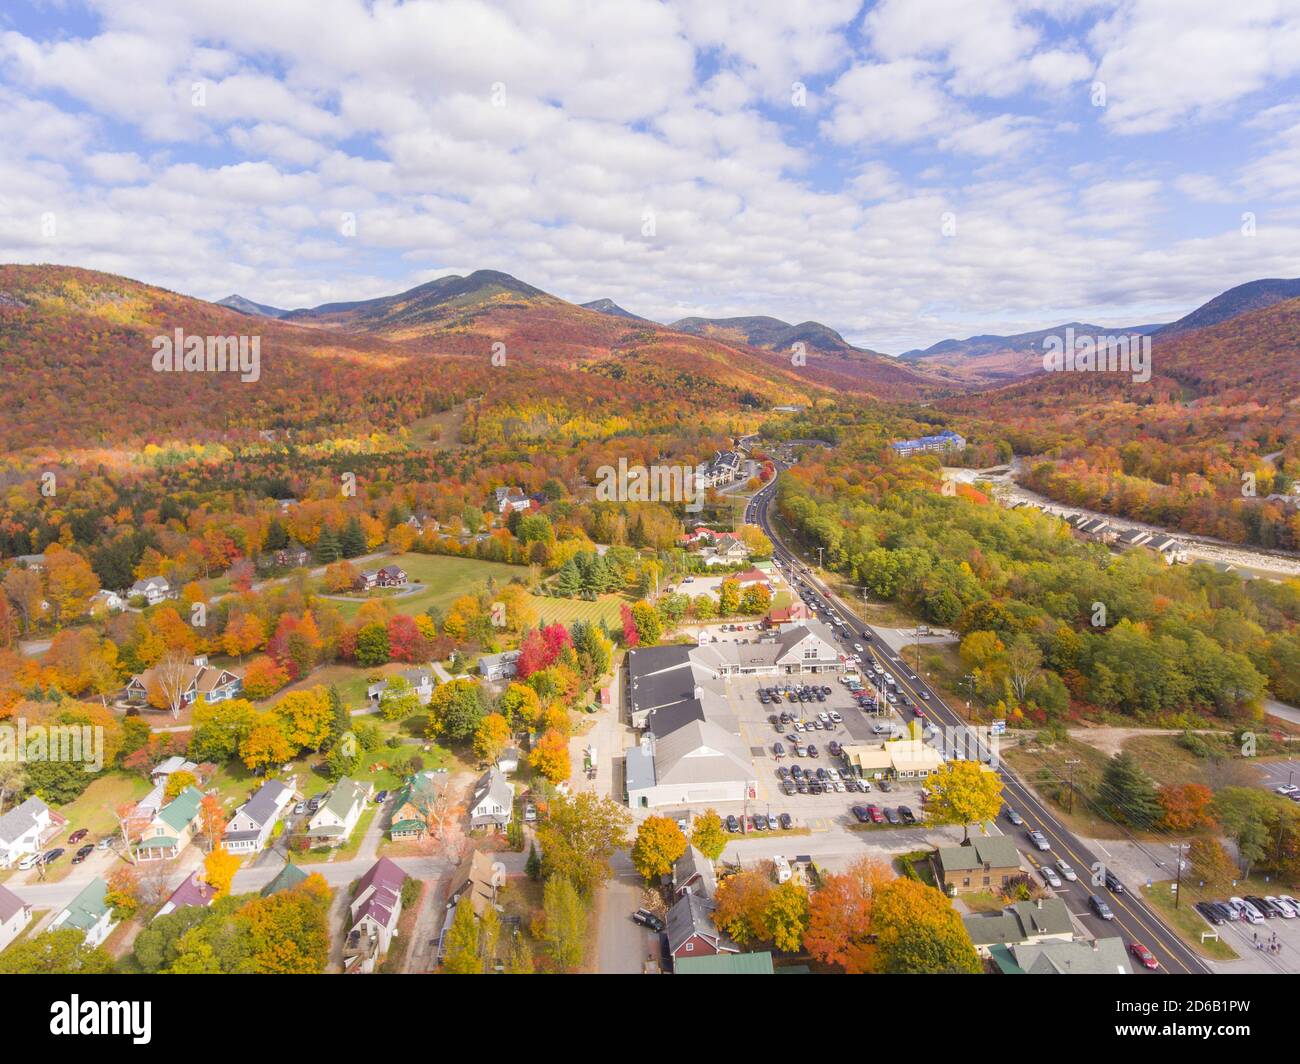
325,553,527,619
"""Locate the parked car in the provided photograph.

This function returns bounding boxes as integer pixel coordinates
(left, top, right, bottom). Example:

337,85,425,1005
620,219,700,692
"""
373,790,389,804
781,780,795,795
1195,901,1225,925
632,909,666,932
42,848,65,864
753,814,769,831
878,779,893,793
1230,897,1263,924
1089,894,1115,920
852,805,871,823
1266,895,1296,918
1128,941,1159,970
67,828,89,845
807,744,819,758
72,844,94,864
96,836,115,851
773,742,786,759
778,813,793,830
1027,829,1050,851
898,805,916,825
866,804,884,823
883,808,900,825
725,814,741,832
828,741,842,757
776,765,790,779
17,853,41,870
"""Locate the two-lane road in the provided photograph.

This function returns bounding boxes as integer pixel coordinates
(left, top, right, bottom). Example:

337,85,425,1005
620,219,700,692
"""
747,458,1213,975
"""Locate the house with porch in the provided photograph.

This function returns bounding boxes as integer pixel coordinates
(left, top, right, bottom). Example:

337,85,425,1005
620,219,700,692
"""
134,786,204,862
469,767,514,831
223,779,295,855
345,857,409,974
388,770,449,841
0,796,61,869
124,656,243,709
129,575,174,606
305,777,372,848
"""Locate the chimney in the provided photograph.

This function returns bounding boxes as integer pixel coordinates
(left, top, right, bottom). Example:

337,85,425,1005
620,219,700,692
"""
1091,939,1099,952
1036,898,1043,909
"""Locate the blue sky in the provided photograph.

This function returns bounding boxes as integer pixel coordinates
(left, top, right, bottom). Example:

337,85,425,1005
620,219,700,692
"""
1,0,1298,351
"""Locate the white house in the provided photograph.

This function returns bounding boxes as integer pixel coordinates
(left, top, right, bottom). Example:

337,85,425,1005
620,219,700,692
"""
49,877,117,948
305,778,372,848
223,779,295,855
493,487,532,514
345,857,408,974
0,884,32,952
89,589,125,614
0,796,58,869
468,767,514,831
129,575,173,606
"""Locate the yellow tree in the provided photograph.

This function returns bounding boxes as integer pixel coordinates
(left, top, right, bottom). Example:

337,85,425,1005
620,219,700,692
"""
240,715,293,774
473,713,512,764
204,847,240,899
923,760,1004,842
530,729,570,784
273,687,333,752
630,815,688,882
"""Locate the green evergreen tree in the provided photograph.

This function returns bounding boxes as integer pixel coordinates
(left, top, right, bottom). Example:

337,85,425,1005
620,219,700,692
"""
340,517,366,558
314,528,342,564
1099,751,1163,829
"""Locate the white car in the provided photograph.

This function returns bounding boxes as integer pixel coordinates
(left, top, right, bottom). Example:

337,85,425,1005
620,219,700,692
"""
1040,865,1062,888
17,852,41,870
1056,859,1078,882
853,643,864,653
828,711,842,723
1276,784,1299,796
1266,895,1297,918
1230,897,1264,924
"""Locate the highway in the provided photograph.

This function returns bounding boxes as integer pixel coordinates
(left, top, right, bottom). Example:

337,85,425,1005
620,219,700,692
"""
746,457,1214,975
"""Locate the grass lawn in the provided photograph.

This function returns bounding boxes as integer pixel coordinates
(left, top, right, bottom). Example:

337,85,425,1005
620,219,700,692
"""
956,890,1008,913
528,591,630,630
1001,736,1121,838
254,662,377,710
1142,881,1239,961
295,804,380,865
325,554,528,620
57,773,154,838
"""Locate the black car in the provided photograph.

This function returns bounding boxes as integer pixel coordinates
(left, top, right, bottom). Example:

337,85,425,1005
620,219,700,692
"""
828,740,842,756
851,805,871,823
807,744,819,758
815,767,828,781
1195,901,1225,925
42,848,65,864
796,781,809,794
1246,895,1278,918
1104,869,1126,895
808,781,823,794
768,714,780,727
781,780,795,795
725,814,740,832
778,813,793,830
759,691,770,704
815,690,826,702
898,805,916,825
883,808,900,825
1089,894,1115,920
779,712,792,724
790,764,804,777
632,909,666,932
753,814,769,831
72,844,94,864
773,742,786,759
776,765,790,779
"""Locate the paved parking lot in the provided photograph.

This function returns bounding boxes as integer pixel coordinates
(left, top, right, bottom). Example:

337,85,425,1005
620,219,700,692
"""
727,672,930,831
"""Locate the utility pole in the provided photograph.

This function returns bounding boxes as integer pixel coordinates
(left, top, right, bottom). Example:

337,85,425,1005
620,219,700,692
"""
1065,759,1081,814
1172,842,1190,908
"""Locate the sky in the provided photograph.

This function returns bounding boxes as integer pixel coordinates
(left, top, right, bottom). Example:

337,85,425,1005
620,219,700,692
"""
2,0,1299,353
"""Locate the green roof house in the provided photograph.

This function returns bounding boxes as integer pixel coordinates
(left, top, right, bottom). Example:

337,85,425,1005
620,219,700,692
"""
989,936,1133,975
135,786,204,862
49,876,117,948
305,777,372,847
261,860,310,897
962,896,1074,956
676,951,774,974
936,835,1023,895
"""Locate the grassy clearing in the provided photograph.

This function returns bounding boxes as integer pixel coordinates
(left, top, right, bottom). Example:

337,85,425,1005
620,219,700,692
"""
56,773,154,838
325,554,527,620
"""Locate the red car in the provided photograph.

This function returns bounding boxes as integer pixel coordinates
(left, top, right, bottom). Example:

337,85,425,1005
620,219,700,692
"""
866,804,885,824
1128,941,1159,970
67,828,89,845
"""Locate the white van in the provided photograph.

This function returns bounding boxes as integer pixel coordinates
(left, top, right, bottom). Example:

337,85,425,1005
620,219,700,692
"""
773,855,792,884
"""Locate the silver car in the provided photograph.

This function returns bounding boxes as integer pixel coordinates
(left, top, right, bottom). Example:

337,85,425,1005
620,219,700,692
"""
1028,829,1051,851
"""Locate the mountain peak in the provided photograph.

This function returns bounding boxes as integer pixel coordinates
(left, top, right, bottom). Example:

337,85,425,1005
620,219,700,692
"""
581,298,646,321
216,294,290,318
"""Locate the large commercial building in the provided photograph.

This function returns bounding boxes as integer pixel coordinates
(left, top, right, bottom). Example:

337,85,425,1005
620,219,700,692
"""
624,623,844,810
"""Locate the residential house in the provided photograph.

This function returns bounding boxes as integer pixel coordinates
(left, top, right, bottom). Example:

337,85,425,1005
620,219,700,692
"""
675,951,774,974
1115,527,1153,549
129,575,174,606
223,779,295,854
671,846,717,900
962,897,1075,958
377,564,407,587
305,777,372,848
767,601,813,625
150,756,201,786
734,567,772,589
469,767,514,831
275,542,311,568
9,553,45,571
345,857,409,973
493,486,532,514
447,849,502,917
124,656,243,708
388,770,449,840
701,532,750,566
989,936,1132,975
49,877,117,948
154,871,216,920
665,891,738,960
936,836,1023,895
368,667,436,707
88,589,125,615
135,786,204,862
478,650,520,682
353,569,380,591
496,746,521,775
260,860,310,898
0,884,32,953
0,796,60,869
1148,535,1188,564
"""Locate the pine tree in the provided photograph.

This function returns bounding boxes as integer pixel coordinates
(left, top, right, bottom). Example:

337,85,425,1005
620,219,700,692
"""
340,517,366,558
554,559,582,597
314,528,342,564
1100,752,1162,829
264,520,289,552
525,841,541,880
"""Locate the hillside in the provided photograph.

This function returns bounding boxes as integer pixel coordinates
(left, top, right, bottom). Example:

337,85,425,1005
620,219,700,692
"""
900,321,1164,386
216,294,291,318
1155,277,1300,338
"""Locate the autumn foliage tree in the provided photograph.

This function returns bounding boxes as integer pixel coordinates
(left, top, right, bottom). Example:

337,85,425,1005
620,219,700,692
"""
803,856,891,973
630,815,688,882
